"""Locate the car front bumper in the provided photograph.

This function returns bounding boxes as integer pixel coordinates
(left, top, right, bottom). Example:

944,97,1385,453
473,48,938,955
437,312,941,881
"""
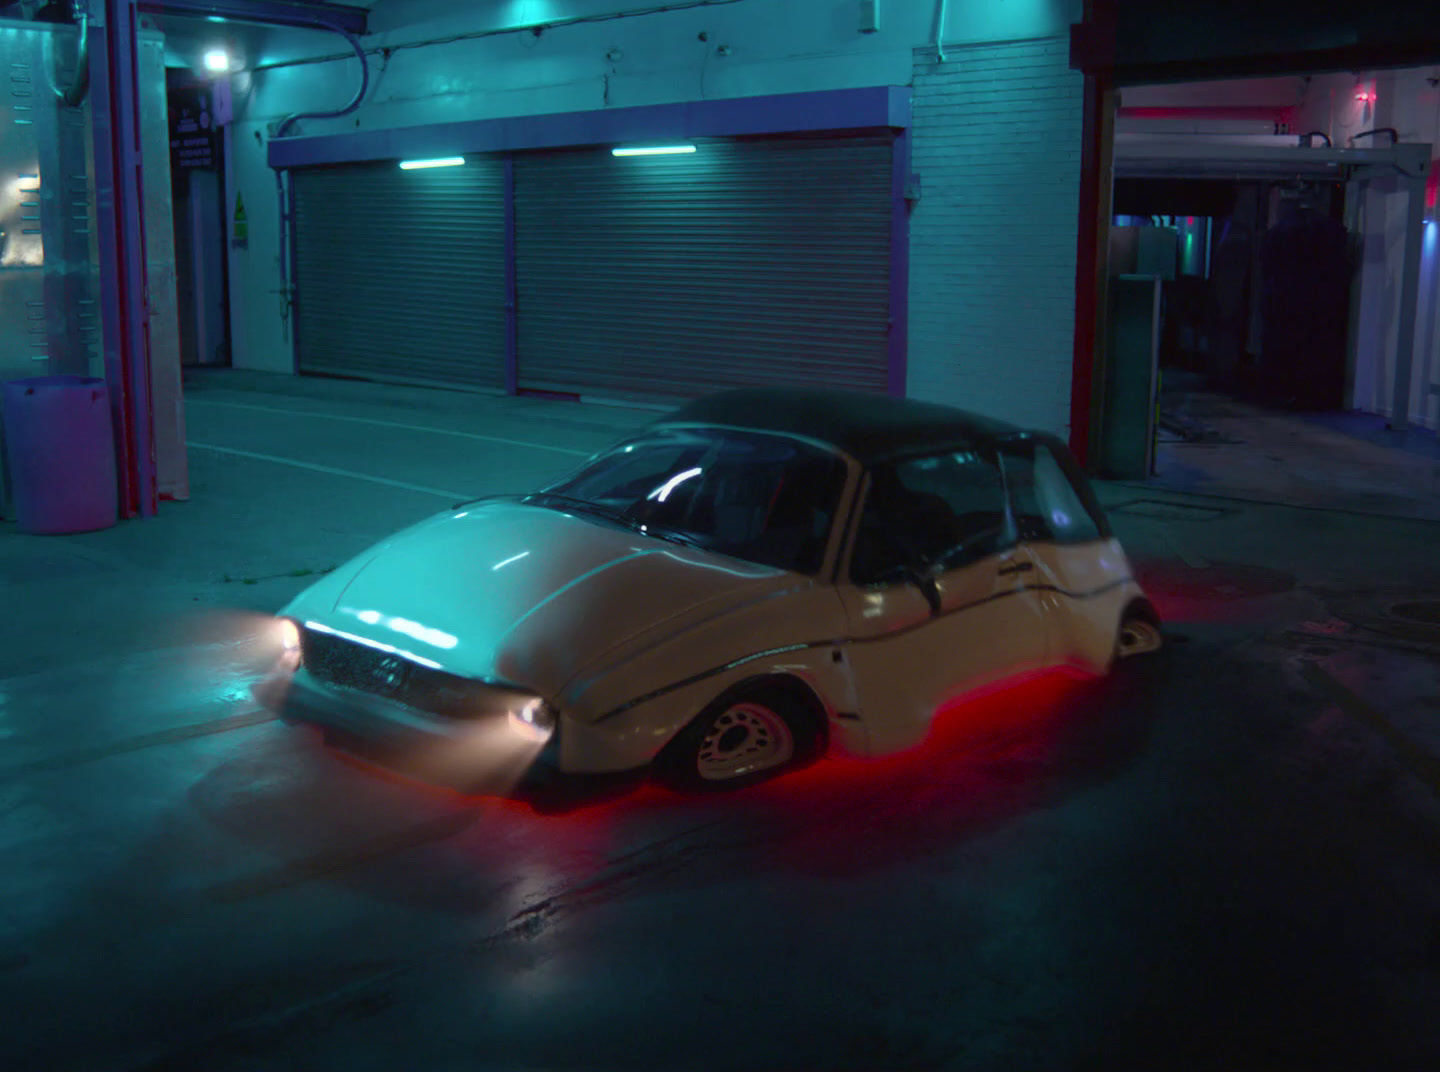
255,666,564,793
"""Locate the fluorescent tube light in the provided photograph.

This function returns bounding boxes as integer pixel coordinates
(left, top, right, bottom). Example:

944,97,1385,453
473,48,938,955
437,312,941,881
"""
399,157,466,170
611,145,697,157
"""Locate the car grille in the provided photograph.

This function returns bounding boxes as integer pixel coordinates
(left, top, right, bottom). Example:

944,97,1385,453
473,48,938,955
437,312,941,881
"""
300,628,504,720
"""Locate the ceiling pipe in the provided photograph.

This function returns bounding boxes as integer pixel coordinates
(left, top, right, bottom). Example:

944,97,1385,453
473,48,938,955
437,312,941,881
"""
55,0,90,107
266,20,369,352
133,0,368,36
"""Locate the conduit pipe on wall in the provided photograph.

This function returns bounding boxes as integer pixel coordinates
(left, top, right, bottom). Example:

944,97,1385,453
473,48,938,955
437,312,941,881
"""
934,0,948,62
250,0,748,74
56,0,90,107
267,22,370,343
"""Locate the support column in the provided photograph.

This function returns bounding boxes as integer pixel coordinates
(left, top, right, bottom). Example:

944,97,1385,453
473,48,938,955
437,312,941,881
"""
887,123,912,399
91,0,155,517
503,156,518,396
1391,147,1431,432
1068,69,1116,469
1068,0,1118,470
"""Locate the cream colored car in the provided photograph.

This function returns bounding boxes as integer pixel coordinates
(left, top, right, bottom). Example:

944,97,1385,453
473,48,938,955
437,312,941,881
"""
259,389,1161,796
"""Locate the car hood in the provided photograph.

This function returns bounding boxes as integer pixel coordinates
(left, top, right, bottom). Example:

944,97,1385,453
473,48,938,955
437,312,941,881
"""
288,500,799,693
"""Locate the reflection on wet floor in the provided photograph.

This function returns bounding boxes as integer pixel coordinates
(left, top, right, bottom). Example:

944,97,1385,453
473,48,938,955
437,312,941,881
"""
1151,392,1440,521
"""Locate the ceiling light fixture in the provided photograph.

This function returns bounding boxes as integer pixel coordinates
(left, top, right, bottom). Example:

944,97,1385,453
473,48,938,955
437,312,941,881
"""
611,145,696,157
398,157,466,170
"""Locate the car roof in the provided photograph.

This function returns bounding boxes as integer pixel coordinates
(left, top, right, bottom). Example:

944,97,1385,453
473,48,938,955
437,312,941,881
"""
654,388,1031,466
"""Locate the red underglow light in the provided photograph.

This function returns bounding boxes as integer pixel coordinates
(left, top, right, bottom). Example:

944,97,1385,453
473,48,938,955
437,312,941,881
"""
227,660,1162,902
1130,556,1296,625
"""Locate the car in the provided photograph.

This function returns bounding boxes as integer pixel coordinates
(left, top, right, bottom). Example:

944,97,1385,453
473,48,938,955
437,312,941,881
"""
256,388,1161,798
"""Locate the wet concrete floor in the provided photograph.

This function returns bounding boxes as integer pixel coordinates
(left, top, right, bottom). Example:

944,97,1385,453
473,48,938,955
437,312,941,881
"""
3,371,1439,1071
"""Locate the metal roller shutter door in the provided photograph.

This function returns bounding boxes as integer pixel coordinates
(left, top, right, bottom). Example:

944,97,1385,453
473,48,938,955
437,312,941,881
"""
291,159,507,390
514,135,894,402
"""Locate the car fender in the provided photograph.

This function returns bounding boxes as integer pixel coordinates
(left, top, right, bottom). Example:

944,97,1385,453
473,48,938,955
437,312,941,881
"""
1026,539,1151,674
551,584,863,773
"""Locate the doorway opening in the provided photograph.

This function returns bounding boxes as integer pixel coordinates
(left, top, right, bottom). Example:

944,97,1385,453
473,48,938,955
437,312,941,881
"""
1104,69,1440,520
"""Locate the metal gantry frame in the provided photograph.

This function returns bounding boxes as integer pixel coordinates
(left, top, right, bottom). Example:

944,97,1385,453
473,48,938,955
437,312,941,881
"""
90,0,368,518
1112,139,1433,432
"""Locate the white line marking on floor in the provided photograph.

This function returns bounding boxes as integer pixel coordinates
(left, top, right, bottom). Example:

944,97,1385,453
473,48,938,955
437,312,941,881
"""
188,442,470,499
186,399,592,456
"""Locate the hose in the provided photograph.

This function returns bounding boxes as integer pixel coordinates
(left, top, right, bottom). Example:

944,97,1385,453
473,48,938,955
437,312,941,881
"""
55,0,89,108
270,22,372,343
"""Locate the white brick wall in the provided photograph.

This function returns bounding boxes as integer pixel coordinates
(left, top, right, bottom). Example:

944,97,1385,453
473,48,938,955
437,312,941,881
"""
907,38,1084,437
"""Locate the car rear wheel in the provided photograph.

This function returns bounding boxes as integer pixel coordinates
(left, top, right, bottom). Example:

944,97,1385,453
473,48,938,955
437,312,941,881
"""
656,684,822,792
1116,615,1163,659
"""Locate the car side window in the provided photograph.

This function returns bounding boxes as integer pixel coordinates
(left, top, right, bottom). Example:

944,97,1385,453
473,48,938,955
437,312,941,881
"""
849,450,1009,585
999,443,1105,545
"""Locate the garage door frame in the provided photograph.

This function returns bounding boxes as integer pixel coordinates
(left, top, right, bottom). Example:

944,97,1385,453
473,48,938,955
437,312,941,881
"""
1068,0,1440,463
270,86,912,400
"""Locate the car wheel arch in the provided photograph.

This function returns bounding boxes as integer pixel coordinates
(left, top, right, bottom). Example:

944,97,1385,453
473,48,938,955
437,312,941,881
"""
653,671,831,789
1113,596,1163,664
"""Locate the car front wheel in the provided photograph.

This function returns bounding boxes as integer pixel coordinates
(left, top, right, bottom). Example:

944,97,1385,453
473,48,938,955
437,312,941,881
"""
656,684,822,792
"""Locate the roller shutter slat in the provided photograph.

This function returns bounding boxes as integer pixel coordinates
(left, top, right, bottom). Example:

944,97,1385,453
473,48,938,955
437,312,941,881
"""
292,160,507,390
514,135,893,402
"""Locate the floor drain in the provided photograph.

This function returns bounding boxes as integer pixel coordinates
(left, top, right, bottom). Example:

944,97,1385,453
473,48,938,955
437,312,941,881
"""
1388,600,1440,626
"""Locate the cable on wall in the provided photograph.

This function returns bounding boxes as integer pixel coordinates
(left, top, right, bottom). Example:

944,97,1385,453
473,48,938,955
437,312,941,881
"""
251,0,752,74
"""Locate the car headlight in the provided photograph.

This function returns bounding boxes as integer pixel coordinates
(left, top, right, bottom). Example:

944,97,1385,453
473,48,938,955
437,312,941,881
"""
508,698,557,743
273,617,303,668
278,617,302,654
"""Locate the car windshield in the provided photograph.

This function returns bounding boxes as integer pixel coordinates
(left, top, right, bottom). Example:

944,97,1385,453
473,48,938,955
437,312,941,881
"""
532,427,848,574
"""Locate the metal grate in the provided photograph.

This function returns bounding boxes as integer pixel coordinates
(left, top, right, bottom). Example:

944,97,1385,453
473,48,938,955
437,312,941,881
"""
301,629,514,720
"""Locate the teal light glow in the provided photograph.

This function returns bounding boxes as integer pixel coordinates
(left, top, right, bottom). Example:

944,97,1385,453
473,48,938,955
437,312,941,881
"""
399,157,466,170
611,145,696,157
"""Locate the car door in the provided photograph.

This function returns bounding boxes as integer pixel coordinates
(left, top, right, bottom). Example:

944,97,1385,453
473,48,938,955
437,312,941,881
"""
833,448,1053,756
996,437,1133,673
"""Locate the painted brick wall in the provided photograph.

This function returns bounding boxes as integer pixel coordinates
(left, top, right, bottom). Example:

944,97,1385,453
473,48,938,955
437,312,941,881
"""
907,37,1084,437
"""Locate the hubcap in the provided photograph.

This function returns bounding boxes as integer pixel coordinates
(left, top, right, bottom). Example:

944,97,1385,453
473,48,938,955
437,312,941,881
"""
696,702,794,781
1117,618,1163,657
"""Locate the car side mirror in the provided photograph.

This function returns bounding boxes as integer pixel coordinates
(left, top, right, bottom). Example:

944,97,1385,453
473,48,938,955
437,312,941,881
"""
904,566,942,616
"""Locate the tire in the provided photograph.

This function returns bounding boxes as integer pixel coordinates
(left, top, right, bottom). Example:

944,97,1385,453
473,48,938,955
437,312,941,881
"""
1113,602,1164,664
656,682,825,792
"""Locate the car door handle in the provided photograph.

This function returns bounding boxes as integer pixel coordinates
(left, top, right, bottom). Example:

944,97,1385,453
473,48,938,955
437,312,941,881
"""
997,561,1034,576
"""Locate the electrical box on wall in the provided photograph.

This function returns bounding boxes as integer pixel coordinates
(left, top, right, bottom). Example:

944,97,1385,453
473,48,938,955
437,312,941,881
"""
860,0,879,34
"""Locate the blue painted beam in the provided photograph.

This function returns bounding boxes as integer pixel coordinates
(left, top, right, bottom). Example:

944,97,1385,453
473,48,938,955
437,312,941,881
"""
136,0,368,34
270,86,910,169
887,121,912,399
